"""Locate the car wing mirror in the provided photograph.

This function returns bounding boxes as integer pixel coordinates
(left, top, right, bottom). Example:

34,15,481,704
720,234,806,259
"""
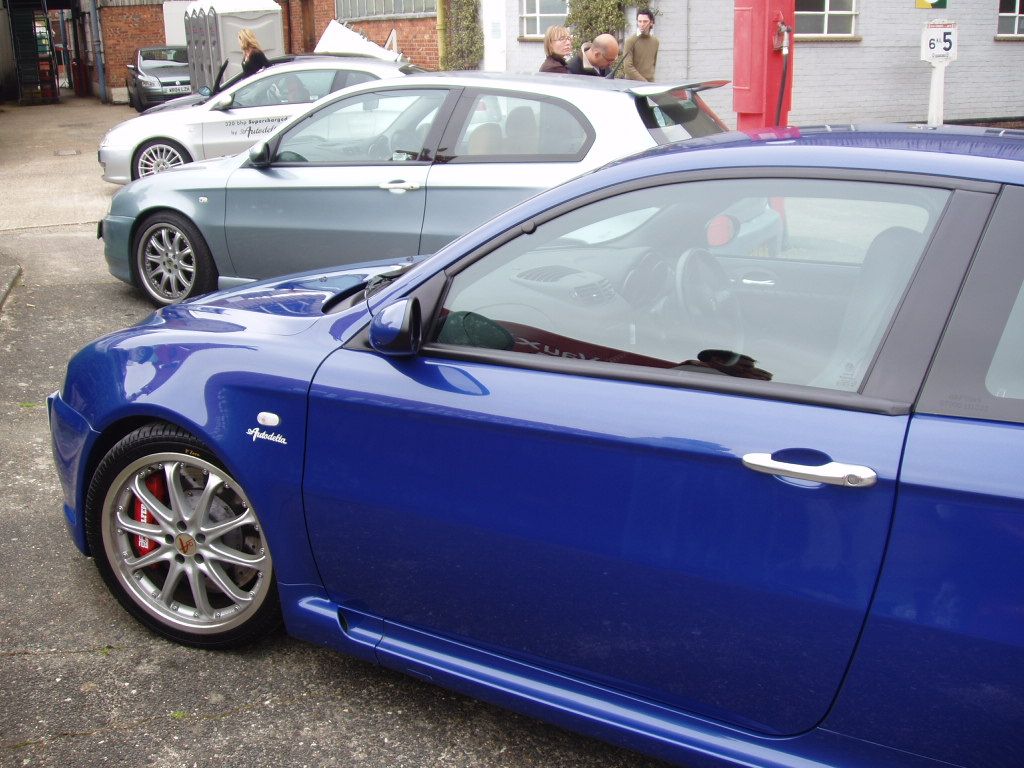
248,141,272,168
198,85,211,97
126,63,137,72
209,93,233,111
369,298,422,356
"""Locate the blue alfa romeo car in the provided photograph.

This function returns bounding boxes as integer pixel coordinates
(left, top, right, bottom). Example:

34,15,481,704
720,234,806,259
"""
50,125,1024,768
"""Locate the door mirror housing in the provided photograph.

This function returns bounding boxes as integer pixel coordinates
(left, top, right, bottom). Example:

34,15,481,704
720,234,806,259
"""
248,142,272,168
369,298,422,356
126,63,137,72
198,85,212,97
209,93,233,111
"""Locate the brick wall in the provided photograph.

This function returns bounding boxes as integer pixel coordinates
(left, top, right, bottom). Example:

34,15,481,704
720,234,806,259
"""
99,5,166,96
349,17,439,70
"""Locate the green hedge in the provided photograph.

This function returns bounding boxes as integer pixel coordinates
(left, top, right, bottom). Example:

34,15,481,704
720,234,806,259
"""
443,0,484,70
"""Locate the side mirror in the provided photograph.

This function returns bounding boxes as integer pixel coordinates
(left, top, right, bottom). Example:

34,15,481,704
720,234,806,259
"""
209,93,233,111
126,64,137,72
369,298,422,356
198,85,212,97
248,141,272,168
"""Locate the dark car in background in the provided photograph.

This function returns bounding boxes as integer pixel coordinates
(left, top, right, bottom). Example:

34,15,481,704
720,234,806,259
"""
126,46,191,112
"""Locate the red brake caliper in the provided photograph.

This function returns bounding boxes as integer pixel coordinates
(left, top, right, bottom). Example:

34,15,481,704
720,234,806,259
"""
133,472,168,556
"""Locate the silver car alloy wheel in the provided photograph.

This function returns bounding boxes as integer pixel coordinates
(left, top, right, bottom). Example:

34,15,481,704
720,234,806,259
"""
136,142,186,177
138,221,196,302
100,451,273,635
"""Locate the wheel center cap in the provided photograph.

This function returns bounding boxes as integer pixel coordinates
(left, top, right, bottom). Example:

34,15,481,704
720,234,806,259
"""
175,533,197,556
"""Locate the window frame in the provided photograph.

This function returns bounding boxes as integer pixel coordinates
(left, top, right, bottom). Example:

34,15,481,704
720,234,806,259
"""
336,0,436,22
351,168,997,416
795,0,858,39
918,185,1024,424
519,0,567,39
268,85,458,167
997,0,1024,36
437,87,595,164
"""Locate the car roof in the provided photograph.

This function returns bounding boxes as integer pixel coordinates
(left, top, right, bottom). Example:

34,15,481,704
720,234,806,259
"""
604,123,1024,186
261,54,418,73
400,70,727,95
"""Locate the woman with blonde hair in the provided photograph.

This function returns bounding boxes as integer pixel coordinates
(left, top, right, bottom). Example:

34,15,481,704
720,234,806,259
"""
539,26,572,73
239,28,269,77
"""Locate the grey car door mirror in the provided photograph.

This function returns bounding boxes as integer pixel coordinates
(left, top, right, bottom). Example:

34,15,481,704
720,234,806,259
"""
249,142,272,168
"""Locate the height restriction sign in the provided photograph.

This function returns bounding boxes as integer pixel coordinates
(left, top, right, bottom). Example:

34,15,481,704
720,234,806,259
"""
921,20,958,63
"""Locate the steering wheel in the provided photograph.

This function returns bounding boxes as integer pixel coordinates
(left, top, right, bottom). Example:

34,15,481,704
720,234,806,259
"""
674,248,743,349
367,135,391,161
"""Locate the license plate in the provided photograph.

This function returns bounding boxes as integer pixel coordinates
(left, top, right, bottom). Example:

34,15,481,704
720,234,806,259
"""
165,85,190,94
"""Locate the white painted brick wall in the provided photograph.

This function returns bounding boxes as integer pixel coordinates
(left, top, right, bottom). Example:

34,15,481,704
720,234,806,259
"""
496,0,1024,127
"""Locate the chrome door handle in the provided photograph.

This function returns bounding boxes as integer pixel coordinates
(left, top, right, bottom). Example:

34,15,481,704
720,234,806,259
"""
742,452,877,488
741,278,775,286
379,180,420,193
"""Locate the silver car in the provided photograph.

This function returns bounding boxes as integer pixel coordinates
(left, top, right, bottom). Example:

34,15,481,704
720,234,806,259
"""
125,46,191,113
99,56,418,184
100,71,727,305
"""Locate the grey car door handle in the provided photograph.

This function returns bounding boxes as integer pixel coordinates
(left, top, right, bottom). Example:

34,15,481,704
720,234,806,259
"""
379,180,421,193
742,452,877,488
741,278,775,286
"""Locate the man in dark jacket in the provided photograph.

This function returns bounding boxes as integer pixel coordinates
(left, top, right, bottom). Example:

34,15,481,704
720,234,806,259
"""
566,34,619,77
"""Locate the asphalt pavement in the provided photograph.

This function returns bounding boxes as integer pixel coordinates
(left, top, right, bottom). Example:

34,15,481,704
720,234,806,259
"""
0,94,670,768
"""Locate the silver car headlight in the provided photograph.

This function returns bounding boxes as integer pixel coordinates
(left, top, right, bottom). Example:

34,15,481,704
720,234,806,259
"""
137,73,160,88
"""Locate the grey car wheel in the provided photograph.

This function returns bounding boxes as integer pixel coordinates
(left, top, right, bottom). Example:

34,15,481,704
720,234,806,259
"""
85,423,282,648
133,138,191,179
133,211,217,305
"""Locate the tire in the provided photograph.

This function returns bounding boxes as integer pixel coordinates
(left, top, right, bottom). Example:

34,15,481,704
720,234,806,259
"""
132,138,191,180
126,80,137,111
84,423,282,648
132,211,217,305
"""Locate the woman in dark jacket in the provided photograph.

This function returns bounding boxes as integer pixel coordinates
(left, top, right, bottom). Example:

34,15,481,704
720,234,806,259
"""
539,26,572,73
239,28,269,77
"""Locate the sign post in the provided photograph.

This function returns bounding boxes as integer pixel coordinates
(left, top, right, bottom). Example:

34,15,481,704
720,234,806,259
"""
920,19,958,127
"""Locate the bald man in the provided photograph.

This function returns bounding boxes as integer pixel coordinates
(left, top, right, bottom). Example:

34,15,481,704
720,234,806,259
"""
566,33,619,77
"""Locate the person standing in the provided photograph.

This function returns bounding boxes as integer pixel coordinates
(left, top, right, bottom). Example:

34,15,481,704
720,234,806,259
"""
239,28,269,78
566,33,619,77
622,9,659,82
540,26,573,73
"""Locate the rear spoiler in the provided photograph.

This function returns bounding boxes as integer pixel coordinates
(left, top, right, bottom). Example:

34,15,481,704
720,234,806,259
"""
627,80,730,97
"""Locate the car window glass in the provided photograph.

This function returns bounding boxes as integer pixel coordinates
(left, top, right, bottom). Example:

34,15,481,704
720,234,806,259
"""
637,90,722,143
986,281,1024,400
454,94,588,158
435,178,947,392
275,88,446,163
233,70,330,108
334,70,379,92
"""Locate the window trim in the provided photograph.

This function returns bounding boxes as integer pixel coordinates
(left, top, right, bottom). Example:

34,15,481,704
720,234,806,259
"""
794,0,858,39
368,167,998,415
918,184,1024,424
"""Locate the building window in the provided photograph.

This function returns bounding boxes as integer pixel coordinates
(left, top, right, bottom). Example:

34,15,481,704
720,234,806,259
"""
337,0,436,20
520,0,566,38
795,0,856,36
998,0,1024,34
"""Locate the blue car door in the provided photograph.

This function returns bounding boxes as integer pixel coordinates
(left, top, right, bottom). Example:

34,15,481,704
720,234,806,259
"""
303,174,983,736
825,185,1024,768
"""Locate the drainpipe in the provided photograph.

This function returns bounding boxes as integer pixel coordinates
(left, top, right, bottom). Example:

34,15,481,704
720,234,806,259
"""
89,0,107,101
436,0,447,69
